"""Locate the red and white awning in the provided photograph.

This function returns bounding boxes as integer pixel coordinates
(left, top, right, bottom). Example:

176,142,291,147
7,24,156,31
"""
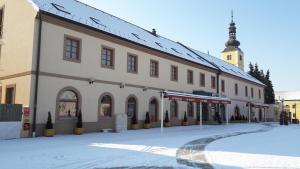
163,91,231,104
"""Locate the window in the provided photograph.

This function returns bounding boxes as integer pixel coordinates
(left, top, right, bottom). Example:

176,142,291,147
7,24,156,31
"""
101,47,114,68
171,65,178,81
100,94,113,117
211,76,216,89
127,97,137,118
251,88,254,98
227,54,232,60
259,89,261,99
149,98,158,122
64,36,81,62
245,86,248,97
239,55,243,61
155,42,163,48
150,60,159,77
187,102,194,117
235,83,238,95
5,85,15,104
57,89,80,118
170,100,178,118
200,73,205,87
127,54,138,73
187,70,193,84
171,48,181,54
0,7,4,38
221,80,225,92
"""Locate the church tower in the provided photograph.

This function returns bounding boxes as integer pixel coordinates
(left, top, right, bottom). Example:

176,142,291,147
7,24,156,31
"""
221,12,244,70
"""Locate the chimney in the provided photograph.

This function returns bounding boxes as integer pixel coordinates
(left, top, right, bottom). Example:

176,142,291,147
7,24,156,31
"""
152,29,157,36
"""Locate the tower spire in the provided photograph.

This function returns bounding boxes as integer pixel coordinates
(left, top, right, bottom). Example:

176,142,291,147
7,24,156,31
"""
231,10,234,23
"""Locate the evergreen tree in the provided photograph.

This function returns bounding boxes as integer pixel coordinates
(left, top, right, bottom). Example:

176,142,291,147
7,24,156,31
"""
46,111,53,129
76,110,83,128
145,112,150,124
264,70,275,104
248,64,275,104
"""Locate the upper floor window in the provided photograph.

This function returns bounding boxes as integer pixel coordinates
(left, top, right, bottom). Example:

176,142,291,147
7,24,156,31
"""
127,53,138,73
101,46,114,68
239,55,243,61
0,7,4,38
221,80,225,92
227,54,232,60
259,89,261,99
200,73,205,87
171,65,178,81
251,88,254,98
211,76,216,89
235,83,238,95
64,36,81,62
150,60,159,77
245,86,248,97
187,70,193,84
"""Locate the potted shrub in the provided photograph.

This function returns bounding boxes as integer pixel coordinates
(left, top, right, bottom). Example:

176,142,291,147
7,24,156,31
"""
44,111,55,137
74,110,84,135
164,110,171,127
196,113,201,125
144,112,151,129
182,111,188,126
131,113,139,130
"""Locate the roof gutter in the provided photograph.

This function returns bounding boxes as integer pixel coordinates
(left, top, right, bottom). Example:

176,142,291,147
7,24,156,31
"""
32,13,43,137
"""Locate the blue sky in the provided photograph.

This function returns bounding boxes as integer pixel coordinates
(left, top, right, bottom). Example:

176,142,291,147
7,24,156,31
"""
79,0,300,91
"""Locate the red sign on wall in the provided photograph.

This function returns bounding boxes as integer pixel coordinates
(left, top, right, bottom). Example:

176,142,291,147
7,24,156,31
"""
23,107,30,116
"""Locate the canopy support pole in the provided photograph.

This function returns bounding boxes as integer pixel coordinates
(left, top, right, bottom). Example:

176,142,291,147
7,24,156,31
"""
160,92,164,133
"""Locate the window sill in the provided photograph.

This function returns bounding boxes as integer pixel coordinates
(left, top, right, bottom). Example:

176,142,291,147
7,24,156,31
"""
63,58,81,63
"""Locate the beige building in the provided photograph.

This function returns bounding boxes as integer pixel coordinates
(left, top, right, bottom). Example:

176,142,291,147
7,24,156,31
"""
0,0,266,136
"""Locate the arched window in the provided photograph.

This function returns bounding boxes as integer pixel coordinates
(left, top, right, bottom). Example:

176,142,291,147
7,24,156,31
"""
57,88,80,118
187,102,194,117
100,94,113,117
149,98,158,122
127,96,137,118
170,100,178,118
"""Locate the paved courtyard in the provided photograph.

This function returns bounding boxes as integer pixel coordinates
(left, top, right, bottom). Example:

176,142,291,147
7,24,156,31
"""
0,123,299,169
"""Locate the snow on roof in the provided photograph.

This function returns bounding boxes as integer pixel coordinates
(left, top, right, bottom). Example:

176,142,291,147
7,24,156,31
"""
31,0,264,86
275,91,300,101
189,48,265,86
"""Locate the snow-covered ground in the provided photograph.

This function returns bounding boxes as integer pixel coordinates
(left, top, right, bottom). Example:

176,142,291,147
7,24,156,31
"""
0,123,298,169
0,124,264,169
206,124,300,169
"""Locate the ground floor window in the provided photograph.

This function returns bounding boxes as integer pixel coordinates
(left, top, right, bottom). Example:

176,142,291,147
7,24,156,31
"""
127,96,137,118
57,88,80,118
149,98,158,122
99,94,113,117
170,100,178,118
187,102,194,117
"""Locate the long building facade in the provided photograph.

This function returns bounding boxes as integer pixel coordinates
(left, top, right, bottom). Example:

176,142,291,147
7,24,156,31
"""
0,0,266,136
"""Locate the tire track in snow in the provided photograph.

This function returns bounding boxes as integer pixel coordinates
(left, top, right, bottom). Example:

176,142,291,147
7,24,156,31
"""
176,123,276,169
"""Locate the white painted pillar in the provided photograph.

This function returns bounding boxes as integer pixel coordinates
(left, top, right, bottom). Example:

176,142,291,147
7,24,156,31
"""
161,92,164,133
226,104,229,125
248,103,251,123
200,102,203,128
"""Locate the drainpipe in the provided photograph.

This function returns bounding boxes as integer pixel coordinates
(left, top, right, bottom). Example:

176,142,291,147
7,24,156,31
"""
32,13,43,137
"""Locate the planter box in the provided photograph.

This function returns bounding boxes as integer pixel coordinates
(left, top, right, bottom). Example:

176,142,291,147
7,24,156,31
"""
74,128,84,135
44,129,55,137
131,124,139,130
144,123,151,129
164,122,171,127
182,121,188,126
